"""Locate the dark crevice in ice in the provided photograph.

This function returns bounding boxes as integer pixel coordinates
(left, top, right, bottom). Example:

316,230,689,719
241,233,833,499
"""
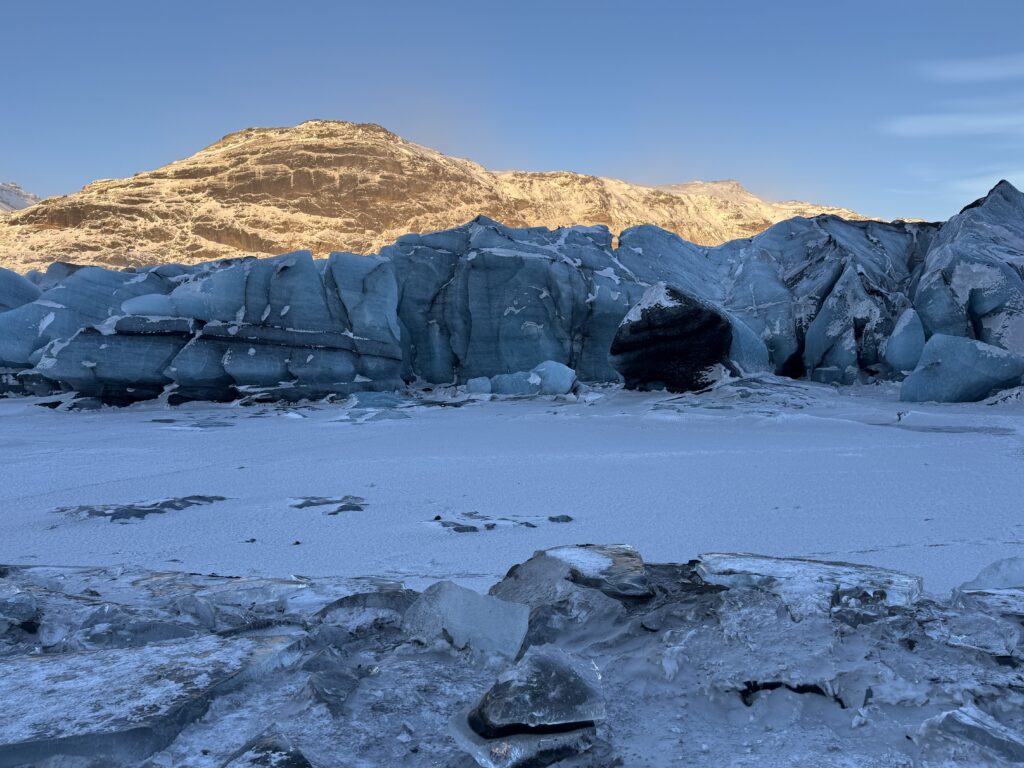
466,709,597,739
739,680,847,709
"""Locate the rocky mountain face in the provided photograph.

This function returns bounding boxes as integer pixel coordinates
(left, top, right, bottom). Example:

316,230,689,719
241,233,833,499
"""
0,121,867,272
0,182,40,214
0,181,1020,404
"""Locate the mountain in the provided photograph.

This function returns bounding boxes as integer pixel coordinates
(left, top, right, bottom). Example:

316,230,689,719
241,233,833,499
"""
0,182,40,214
0,120,869,273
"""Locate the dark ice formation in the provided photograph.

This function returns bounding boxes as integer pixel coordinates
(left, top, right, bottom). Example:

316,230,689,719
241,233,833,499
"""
1,181,1023,403
609,283,741,391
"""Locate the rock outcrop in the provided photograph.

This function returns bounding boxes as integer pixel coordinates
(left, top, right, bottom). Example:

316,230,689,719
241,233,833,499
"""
0,120,868,273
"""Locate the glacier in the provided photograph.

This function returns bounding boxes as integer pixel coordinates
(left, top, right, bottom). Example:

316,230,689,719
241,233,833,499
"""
0,181,1022,404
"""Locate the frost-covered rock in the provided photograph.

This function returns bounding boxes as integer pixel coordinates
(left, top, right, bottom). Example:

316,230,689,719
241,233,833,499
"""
0,586,38,635
451,712,598,768
543,544,653,600
223,733,314,768
900,333,1024,402
402,581,529,658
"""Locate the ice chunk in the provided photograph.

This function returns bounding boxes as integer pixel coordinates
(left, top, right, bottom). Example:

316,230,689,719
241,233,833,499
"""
466,376,492,394
489,371,540,396
0,586,39,634
696,553,923,618
962,557,1024,591
530,360,576,395
918,704,1024,763
545,544,653,599
223,733,314,768
883,308,926,372
467,647,605,736
923,612,1021,656
901,334,1024,402
0,633,301,766
402,581,529,658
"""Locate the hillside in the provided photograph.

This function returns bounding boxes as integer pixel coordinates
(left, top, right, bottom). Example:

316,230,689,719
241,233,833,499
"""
0,120,869,272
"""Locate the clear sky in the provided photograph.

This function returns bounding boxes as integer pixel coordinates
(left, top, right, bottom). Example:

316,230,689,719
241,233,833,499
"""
3,0,1023,221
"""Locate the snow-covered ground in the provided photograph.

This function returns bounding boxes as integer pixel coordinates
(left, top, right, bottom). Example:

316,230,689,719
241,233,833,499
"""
2,376,1022,596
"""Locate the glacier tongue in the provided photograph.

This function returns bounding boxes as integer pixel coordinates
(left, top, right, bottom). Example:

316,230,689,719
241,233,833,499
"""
0,181,1023,402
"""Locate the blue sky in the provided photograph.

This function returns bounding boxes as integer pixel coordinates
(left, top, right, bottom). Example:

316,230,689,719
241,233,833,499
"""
3,0,1023,221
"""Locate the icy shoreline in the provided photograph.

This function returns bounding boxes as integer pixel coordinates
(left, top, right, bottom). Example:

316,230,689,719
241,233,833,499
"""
2,544,1024,766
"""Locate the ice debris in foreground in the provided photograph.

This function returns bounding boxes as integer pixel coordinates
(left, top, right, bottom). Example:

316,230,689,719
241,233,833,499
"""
2,548,1024,766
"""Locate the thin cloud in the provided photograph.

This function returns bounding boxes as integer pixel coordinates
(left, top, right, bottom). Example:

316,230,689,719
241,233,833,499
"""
921,52,1024,83
882,111,1024,137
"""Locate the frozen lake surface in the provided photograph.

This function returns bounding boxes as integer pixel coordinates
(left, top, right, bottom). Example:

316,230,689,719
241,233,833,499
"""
2,377,1022,596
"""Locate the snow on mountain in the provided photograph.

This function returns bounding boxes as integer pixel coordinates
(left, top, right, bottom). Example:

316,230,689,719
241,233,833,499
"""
0,182,40,213
0,120,870,272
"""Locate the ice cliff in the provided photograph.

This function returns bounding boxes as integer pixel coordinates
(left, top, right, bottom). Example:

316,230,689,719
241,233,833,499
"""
0,181,1022,404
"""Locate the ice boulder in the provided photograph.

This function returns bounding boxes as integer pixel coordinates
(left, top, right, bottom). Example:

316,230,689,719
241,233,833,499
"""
530,360,577,395
610,283,761,392
485,361,577,396
696,552,923,619
453,647,603,768
900,334,1024,402
468,647,605,735
401,581,529,658
883,308,926,373
961,558,1024,591
0,586,39,635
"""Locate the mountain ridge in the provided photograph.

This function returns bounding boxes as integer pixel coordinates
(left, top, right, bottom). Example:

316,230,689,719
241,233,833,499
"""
0,119,873,272
0,182,41,214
